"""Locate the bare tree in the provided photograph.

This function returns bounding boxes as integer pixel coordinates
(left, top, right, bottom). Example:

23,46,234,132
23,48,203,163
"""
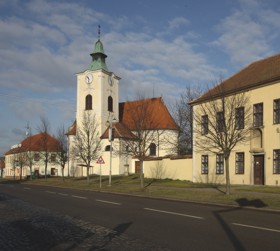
24,126,35,179
56,125,68,181
17,151,27,180
170,85,202,155
117,98,167,188
72,112,101,184
37,116,51,180
11,148,18,180
192,90,251,195
0,157,4,178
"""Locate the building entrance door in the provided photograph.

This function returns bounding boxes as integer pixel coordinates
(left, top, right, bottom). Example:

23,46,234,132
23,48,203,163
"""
135,161,141,174
254,155,264,185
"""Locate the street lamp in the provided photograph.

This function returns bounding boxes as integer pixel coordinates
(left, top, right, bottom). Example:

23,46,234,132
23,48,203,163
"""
106,115,116,186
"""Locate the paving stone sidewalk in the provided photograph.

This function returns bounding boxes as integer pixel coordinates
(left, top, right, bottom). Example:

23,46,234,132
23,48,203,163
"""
0,193,170,251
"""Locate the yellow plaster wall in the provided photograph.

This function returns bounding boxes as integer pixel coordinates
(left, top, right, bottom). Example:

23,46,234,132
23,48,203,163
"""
192,81,280,186
143,157,193,181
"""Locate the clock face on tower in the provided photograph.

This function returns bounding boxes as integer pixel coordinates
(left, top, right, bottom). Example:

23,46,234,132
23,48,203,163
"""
85,74,93,84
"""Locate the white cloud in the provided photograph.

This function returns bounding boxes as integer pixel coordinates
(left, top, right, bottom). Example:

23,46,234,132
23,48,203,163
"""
168,17,190,30
213,0,279,68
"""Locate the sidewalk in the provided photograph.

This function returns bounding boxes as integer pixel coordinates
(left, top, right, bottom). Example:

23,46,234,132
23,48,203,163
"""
0,192,169,251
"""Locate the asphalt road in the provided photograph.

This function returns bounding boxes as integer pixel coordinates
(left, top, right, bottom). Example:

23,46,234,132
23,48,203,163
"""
1,182,280,251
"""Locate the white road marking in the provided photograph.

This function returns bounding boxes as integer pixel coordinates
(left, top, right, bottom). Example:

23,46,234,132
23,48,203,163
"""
96,199,121,205
72,195,88,200
58,193,68,196
23,187,31,190
45,191,56,194
144,208,204,220
232,223,280,233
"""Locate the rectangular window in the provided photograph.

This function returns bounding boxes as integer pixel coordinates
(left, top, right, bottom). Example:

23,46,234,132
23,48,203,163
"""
235,107,244,130
34,153,40,161
201,115,208,135
216,112,225,132
273,99,280,124
273,149,280,174
235,152,244,174
253,103,263,127
51,154,56,162
201,155,208,174
216,154,224,174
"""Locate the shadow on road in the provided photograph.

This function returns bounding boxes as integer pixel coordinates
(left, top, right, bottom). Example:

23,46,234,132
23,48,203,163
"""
97,222,133,249
236,198,267,208
213,198,267,251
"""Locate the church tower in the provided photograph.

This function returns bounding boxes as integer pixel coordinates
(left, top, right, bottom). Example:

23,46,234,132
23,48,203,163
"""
76,28,120,135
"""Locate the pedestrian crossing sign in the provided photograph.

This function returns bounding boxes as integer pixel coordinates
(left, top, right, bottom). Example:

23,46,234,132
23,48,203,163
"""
96,156,105,164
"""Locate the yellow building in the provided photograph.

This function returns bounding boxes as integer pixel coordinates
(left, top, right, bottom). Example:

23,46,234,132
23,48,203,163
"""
191,54,280,186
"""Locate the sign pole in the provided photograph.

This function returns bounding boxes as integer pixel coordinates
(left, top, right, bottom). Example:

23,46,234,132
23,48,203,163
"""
96,156,105,189
99,163,102,189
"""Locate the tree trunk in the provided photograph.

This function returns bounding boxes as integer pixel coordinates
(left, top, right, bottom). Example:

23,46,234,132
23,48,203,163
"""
140,160,144,188
62,167,64,181
225,156,231,195
20,166,22,180
45,162,47,180
87,166,90,184
29,165,33,180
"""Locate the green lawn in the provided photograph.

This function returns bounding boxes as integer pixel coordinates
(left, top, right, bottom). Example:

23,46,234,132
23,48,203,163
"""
3,175,280,211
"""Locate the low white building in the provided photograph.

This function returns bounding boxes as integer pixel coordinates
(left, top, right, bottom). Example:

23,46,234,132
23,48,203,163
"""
4,133,64,179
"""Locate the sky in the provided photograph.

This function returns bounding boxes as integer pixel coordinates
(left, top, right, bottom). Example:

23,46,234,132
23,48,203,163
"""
1,0,280,156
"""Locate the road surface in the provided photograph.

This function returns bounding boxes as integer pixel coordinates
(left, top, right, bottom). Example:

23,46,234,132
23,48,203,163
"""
1,182,280,250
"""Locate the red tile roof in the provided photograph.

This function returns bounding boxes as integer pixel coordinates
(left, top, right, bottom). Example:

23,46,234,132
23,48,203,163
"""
5,133,59,155
69,97,178,138
66,121,76,135
100,122,138,140
119,97,178,131
191,53,280,105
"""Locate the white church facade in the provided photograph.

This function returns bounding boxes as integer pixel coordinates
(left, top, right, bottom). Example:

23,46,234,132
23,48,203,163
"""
67,35,179,177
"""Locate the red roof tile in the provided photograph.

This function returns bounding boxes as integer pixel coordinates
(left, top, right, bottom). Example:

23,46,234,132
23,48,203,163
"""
5,133,59,155
100,122,138,140
119,97,178,131
66,121,76,135
191,53,280,104
69,97,178,139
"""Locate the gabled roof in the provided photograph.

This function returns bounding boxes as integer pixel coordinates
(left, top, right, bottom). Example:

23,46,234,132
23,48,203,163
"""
119,97,178,131
191,53,280,105
100,122,138,140
5,133,59,155
66,121,76,136
68,97,178,138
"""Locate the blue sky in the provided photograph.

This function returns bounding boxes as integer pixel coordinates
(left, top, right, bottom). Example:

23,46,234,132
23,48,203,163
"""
1,0,280,156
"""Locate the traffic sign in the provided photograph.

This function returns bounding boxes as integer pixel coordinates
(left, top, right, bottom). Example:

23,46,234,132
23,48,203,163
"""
96,156,105,164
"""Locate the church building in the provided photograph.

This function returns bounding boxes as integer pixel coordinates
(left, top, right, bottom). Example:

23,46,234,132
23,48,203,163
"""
67,33,178,177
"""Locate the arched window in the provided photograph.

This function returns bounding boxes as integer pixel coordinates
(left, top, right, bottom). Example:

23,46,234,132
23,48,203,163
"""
85,95,92,110
149,143,156,156
105,145,112,151
108,96,113,112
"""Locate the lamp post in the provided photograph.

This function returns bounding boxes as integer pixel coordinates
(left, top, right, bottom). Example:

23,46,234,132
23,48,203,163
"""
106,115,116,186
